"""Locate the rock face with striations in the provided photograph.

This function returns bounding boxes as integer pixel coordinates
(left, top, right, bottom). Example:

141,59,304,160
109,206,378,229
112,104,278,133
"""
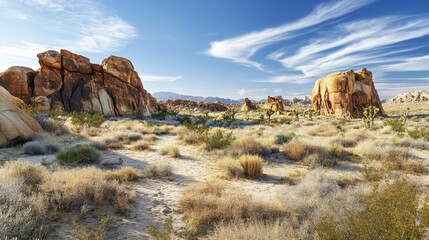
240,98,257,111
0,49,157,116
263,96,284,112
0,86,43,147
311,68,384,117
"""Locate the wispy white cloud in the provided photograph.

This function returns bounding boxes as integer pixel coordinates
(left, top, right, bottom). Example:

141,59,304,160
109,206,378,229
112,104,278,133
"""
255,75,312,84
0,0,136,54
238,88,267,97
273,88,283,93
206,0,374,69
380,55,429,71
140,75,183,82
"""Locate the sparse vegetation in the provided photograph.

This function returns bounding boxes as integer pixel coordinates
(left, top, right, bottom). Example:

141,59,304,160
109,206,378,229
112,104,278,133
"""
274,132,295,145
316,178,429,240
408,126,429,141
146,215,174,240
204,129,235,150
228,137,264,157
144,163,173,178
56,145,102,166
72,216,112,240
159,145,181,158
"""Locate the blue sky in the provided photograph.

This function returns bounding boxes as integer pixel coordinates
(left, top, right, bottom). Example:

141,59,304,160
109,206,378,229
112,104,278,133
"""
1,0,428,100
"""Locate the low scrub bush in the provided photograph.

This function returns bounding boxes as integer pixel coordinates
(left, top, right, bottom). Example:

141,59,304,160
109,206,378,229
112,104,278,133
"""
23,141,47,155
282,139,328,163
239,155,264,179
146,215,174,240
274,132,295,145
115,134,143,144
384,118,406,132
306,125,339,137
216,157,243,179
204,129,235,151
102,138,123,149
56,146,102,166
73,216,112,240
106,167,143,183
130,141,152,151
159,145,181,158
228,137,264,157
177,123,208,145
408,126,429,141
143,163,173,178
316,178,429,240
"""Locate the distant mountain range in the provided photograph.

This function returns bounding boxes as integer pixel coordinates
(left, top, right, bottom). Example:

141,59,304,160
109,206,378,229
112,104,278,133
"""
152,91,244,104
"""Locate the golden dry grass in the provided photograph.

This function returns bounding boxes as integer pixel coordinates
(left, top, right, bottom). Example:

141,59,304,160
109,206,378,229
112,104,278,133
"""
228,137,264,157
239,155,264,179
106,167,143,182
179,180,286,235
216,157,243,179
159,145,181,158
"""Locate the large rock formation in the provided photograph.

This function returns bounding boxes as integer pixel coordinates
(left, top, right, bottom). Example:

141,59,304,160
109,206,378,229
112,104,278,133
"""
0,86,43,147
387,90,429,104
263,96,284,112
240,98,257,111
0,49,157,116
311,68,384,117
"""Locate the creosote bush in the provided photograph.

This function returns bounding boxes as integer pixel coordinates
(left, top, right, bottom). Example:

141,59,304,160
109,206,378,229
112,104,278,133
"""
56,145,102,166
316,178,429,240
239,155,264,179
204,129,235,151
408,126,429,141
274,132,295,145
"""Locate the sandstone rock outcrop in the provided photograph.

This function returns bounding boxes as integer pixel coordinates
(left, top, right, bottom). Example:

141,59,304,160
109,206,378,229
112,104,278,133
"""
0,86,43,147
240,98,257,111
311,68,384,117
387,91,429,104
263,96,284,112
0,49,158,116
163,99,227,112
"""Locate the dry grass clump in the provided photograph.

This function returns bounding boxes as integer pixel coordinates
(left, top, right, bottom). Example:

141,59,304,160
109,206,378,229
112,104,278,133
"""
274,132,295,145
106,167,143,183
177,126,203,145
282,169,305,185
239,155,264,179
306,125,339,137
130,140,152,151
0,177,47,239
145,134,158,142
159,145,181,158
0,162,136,237
394,137,429,150
41,167,133,215
282,139,325,161
102,138,124,149
56,145,102,166
179,180,286,235
115,134,143,144
354,140,427,174
216,157,243,179
154,125,174,135
228,137,264,157
210,220,300,240
282,139,337,167
143,163,173,178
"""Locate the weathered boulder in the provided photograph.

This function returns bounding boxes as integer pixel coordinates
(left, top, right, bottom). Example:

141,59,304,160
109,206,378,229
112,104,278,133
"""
0,49,158,116
0,66,36,103
0,86,43,147
240,98,257,111
311,68,384,117
263,96,284,111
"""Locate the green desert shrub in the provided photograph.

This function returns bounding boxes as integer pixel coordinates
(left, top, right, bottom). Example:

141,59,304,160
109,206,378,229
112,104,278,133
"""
316,178,429,240
383,118,406,132
177,123,208,145
56,146,102,166
274,132,295,145
204,129,235,150
408,126,429,141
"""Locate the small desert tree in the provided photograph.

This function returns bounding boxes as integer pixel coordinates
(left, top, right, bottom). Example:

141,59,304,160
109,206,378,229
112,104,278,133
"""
362,106,379,129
